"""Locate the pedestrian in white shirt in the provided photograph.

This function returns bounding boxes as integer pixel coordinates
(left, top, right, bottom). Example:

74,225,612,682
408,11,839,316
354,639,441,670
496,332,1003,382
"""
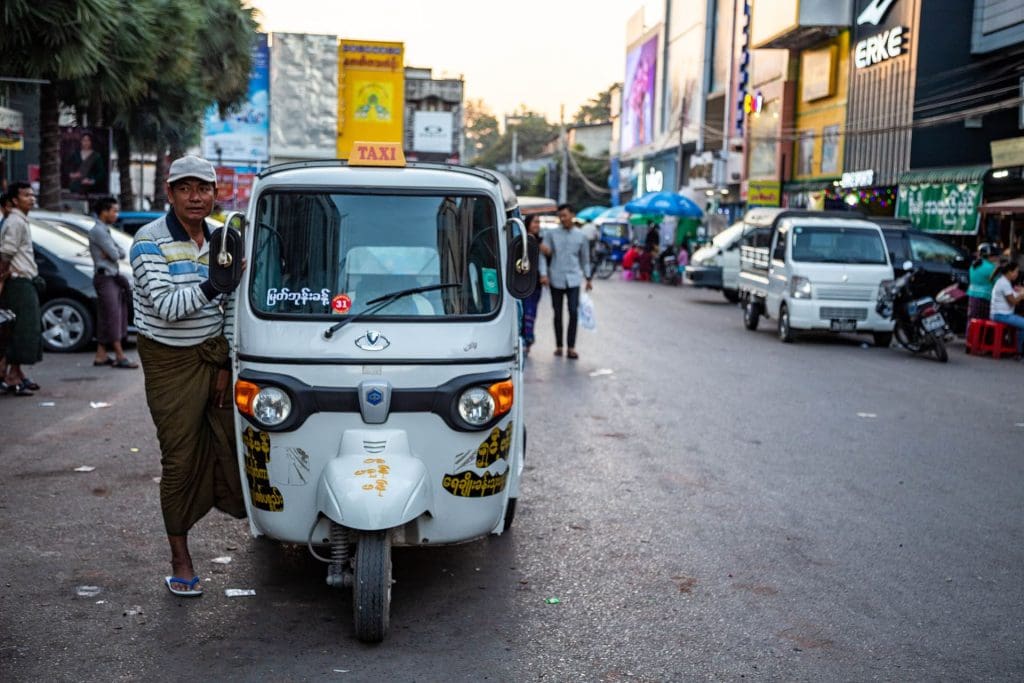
990,259,1024,357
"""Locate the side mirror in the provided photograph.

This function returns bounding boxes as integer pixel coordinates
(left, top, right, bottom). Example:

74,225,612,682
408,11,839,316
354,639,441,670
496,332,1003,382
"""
505,217,539,300
902,260,914,271
209,211,247,293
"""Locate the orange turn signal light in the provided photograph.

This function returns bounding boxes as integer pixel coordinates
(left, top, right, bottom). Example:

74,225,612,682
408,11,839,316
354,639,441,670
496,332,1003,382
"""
235,380,259,416
488,379,514,416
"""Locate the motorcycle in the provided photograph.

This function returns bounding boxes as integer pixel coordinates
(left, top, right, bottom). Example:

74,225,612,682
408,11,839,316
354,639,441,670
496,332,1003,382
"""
658,247,681,286
935,277,968,337
592,241,617,279
876,261,949,362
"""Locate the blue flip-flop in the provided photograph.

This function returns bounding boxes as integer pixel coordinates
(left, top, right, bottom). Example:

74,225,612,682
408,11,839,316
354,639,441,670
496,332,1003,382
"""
165,575,203,597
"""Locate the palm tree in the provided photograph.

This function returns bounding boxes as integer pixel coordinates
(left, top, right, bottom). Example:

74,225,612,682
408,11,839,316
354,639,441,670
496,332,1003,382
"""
147,0,256,206
0,0,118,207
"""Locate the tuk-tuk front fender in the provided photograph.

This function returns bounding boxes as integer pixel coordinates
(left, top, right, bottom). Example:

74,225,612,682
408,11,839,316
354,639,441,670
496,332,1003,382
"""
316,448,432,531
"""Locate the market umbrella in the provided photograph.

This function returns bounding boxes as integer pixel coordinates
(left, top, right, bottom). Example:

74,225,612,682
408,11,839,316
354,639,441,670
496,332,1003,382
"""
576,205,609,222
593,206,628,223
624,191,703,218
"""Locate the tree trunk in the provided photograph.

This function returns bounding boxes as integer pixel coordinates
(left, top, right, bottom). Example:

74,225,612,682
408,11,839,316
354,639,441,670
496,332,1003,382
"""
38,84,62,210
152,146,168,212
114,126,134,210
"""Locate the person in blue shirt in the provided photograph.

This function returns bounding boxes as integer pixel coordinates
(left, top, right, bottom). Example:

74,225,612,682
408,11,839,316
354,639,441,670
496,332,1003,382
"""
966,243,998,320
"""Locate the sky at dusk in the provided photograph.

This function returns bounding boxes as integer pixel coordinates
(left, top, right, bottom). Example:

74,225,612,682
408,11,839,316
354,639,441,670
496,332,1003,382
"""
245,0,664,125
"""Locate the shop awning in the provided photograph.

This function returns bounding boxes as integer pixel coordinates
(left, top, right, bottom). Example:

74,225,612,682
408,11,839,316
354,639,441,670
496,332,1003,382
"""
980,197,1024,214
897,165,990,185
782,177,840,193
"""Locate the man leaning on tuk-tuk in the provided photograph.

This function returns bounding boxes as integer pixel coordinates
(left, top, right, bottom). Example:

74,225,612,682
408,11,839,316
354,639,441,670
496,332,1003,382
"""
129,155,245,597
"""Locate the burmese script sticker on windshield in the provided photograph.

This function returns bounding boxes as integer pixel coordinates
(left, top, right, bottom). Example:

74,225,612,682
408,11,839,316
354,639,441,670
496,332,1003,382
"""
482,268,499,295
332,293,352,315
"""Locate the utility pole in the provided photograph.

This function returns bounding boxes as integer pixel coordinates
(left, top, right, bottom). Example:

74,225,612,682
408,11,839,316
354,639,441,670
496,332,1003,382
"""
675,96,686,193
510,127,518,183
559,104,568,204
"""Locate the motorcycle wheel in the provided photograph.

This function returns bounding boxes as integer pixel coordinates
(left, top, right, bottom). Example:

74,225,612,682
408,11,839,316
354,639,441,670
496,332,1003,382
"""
894,323,923,353
932,336,948,363
594,259,615,279
352,530,391,643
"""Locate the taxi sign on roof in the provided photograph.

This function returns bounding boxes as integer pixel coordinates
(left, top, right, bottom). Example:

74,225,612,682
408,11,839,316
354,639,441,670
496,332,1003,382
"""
349,141,406,167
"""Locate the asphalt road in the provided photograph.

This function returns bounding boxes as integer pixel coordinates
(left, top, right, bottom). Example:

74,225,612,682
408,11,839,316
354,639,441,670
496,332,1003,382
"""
1,277,1022,682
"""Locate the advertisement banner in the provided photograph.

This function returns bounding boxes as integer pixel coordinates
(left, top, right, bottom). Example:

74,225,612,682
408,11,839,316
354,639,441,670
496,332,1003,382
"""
621,35,658,154
0,106,24,151
214,166,258,211
896,182,982,235
412,111,454,154
337,40,404,159
747,180,781,207
203,33,270,163
60,127,111,198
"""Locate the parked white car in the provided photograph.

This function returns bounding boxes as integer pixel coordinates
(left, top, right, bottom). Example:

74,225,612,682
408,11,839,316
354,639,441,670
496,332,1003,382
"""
685,208,784,303
737,210,895,345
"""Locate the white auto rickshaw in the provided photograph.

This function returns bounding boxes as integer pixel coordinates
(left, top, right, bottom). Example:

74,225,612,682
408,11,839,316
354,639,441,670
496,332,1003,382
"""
219,143,538,642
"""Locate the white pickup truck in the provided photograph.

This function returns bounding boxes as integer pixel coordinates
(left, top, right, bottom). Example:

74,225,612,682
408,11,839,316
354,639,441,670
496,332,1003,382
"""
737,210,895,345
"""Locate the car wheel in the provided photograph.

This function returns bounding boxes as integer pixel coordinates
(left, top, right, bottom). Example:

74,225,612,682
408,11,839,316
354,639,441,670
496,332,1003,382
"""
743,298,760,331
778,304,794,343
41,298,93,353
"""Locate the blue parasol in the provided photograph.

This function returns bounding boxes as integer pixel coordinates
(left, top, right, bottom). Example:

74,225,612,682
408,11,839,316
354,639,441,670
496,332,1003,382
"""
576,205,610,222
624,191,703,218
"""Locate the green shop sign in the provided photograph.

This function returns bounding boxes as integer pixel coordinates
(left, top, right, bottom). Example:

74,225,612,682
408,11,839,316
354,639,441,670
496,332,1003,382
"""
896,182,982,235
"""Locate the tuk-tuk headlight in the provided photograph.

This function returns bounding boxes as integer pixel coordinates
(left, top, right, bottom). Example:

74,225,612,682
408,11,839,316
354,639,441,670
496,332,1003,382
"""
252,386,292,427
458,387,495,426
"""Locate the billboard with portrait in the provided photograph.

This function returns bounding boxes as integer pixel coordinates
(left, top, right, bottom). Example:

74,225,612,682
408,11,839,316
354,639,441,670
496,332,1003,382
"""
60,126,111,198
337,40,404,159
621,35,658,154
203,33,270,164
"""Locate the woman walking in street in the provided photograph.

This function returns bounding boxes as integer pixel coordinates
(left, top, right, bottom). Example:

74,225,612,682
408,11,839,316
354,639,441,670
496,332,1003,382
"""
520,214,543,354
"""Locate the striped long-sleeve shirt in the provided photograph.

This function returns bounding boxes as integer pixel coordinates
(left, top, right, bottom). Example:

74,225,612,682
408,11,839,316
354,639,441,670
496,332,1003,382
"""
130,211,235,349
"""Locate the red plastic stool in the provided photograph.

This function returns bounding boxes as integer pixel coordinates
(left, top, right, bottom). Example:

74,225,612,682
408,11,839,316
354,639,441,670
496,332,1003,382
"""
966,319,1018,359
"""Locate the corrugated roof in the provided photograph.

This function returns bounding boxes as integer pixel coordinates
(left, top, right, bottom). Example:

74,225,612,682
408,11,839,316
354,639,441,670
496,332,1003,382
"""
897,165,990,185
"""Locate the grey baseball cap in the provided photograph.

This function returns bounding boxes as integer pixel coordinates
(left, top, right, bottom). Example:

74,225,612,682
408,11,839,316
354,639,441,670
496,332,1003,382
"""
167,155,217,184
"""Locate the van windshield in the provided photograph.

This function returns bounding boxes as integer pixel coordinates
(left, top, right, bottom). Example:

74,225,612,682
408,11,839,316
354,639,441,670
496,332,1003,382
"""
712,222,744,248
790,226,888,265
250,191,502,319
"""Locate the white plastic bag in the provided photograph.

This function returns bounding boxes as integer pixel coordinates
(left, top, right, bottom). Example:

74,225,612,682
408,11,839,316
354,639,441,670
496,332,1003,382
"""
578,291,597,331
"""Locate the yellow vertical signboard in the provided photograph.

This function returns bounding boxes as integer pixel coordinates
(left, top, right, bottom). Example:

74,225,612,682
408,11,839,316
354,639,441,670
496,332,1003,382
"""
337,40,405,159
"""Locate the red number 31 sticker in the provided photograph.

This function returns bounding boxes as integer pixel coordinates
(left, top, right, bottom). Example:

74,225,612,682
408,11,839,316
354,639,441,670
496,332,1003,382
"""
331,294,352,314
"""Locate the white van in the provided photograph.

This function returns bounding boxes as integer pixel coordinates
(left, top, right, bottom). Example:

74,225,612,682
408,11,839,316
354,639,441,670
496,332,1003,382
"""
685,208,784,303
737,210,895,345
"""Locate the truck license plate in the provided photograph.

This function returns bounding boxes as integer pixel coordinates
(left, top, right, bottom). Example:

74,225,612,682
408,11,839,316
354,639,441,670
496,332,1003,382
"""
830,319,857,332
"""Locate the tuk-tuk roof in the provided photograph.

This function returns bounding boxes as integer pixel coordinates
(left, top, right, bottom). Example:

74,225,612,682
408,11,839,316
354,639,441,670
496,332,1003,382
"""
256,160,501,195
517,196,558,215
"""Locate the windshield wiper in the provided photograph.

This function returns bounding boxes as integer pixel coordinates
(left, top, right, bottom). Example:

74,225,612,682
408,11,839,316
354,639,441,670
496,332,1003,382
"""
323,282,461,339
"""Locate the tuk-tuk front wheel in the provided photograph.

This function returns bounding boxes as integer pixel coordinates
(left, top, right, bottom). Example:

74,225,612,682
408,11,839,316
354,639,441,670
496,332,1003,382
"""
352,530,392,643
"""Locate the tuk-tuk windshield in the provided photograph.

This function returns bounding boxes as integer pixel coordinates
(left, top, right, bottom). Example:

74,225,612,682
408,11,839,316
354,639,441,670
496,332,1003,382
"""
250,191,502,319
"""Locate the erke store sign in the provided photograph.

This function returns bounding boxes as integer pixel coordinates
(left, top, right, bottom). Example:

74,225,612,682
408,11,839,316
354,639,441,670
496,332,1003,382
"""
854,0,908,69
855,27,906,68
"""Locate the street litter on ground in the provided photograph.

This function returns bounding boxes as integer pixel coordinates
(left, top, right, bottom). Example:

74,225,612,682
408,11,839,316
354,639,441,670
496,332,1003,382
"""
76,585,101,597
90,401,111,409
225,588,256,597
589,368,615,377
211,556,232,564
74,466,96,472
856,412,878,418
